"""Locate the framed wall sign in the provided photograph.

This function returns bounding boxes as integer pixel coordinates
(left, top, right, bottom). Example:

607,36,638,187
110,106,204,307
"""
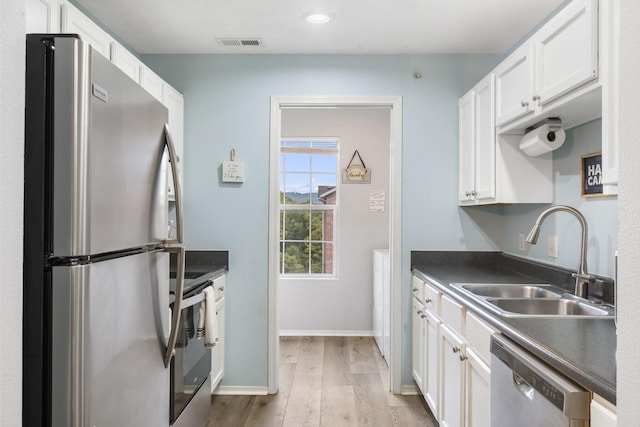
342,150,371,184
581,151,611,198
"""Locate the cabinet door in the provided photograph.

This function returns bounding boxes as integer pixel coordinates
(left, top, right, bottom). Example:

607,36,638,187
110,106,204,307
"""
424,309,440,419
495,43,535,126
591,398,617,427
61,4,112,60
458,89,475,202
211,299,225,389
440,325,466,427
163,85,184,201
412,298,425,393
600,0,619,195
26,0,61,33
140,66,165,103
534,0,598,106
473,74,496,202
465,349,490,427
111,42,142,83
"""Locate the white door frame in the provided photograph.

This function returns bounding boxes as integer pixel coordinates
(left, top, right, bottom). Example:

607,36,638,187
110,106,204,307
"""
268,95,403,394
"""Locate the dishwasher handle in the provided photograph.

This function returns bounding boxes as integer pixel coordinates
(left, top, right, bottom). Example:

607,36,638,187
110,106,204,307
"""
490,334,590,419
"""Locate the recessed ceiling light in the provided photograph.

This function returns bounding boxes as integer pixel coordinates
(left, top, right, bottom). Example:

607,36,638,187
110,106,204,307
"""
304,13,333,24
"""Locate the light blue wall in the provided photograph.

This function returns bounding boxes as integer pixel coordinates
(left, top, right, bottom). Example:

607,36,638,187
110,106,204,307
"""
142,53,503,387
501,119,618,278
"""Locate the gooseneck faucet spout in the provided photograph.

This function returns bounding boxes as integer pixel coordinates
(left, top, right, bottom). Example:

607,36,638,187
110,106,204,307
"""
525,205,595,299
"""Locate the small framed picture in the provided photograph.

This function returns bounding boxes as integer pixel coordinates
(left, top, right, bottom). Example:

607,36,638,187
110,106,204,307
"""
581,152,610,198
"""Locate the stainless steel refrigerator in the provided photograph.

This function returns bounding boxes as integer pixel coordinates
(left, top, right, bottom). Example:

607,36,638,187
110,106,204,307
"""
24,34,186,427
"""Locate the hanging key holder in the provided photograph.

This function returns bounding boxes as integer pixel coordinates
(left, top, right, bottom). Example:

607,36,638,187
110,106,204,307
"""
342,149,371,184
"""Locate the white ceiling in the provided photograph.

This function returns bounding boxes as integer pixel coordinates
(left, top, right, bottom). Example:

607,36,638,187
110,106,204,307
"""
75,0,567,55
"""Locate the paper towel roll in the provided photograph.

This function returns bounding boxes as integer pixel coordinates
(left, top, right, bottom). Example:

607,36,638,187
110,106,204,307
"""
519,124,566,156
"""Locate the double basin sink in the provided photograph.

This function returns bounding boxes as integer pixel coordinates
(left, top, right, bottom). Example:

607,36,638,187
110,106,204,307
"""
452,283,615,318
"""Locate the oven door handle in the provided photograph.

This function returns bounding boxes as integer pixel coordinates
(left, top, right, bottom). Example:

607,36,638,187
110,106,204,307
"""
164,244,185,368
181,287,209,309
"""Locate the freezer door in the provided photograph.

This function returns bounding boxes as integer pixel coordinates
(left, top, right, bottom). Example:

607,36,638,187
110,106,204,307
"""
51,251,171,427
51,37,169,257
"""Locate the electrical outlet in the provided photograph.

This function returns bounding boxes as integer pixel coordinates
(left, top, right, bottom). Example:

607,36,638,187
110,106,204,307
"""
547,235,559,258
519,233,525,251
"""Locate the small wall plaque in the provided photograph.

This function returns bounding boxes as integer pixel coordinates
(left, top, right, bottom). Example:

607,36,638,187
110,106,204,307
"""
581,151,612,198
222,148,244,183
342,150,371,184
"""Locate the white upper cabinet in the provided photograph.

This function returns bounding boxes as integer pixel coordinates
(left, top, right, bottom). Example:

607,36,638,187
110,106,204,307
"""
459,73,547,206
140,66,165,103
458,74,496,204
534,0,598,106
111,42,142,83
600,0,619,194
61,3,112,60
495,0,600,133
458,90,475,202
26,0,62,33
495,43,535,126
162,85,185,201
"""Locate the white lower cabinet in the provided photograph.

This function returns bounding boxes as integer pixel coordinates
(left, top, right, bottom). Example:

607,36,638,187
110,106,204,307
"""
211,275,226,391
412,297,426,393
591,395,617,427
412,274,495,427
464,349,490,427
439,324,466,427
424,309,440,418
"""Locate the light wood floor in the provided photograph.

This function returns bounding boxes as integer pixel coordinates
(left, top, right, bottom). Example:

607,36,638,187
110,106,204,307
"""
207,336,437,427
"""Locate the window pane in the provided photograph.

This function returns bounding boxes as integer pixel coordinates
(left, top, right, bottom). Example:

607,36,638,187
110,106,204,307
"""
283,173,311,198
282,153,310,172
310,242,333,274
311,140,338,149
283,242,309,274
283,210,310,240
311,154,337,173
309,211,324,240
313,173,337,205
282,140,311,149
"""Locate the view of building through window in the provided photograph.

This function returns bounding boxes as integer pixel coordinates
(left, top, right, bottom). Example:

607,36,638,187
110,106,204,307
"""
279,139,338,275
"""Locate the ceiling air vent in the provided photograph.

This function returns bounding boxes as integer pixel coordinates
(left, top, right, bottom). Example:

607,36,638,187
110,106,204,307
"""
217,38,264,48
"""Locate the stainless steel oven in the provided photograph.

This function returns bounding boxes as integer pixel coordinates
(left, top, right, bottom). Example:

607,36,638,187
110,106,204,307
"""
170,276,214,427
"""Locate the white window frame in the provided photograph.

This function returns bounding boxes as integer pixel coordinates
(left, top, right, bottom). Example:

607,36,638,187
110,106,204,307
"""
279,138,339,278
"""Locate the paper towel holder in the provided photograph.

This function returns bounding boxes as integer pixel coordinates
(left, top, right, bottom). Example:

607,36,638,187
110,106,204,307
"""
525,117,563,139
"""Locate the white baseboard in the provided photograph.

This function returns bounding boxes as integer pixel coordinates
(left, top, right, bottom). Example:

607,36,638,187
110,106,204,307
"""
401,384,421,395
279,330,374,337
213,385,269,396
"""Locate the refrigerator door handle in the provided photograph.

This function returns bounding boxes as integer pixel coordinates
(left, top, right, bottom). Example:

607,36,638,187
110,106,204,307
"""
164,244,185,368
164,123,183,245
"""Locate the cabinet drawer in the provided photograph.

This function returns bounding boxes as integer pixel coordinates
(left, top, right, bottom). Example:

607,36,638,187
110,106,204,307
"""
412,275,424,303
465,311,495,364
441,294,464,335
423,281,441,316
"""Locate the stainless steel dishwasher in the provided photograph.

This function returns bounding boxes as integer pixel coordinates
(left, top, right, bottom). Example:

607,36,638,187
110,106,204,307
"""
490,334,590,427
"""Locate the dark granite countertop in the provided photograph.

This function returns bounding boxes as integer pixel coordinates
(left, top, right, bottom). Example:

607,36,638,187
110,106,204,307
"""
411,251,616,405
169,250,229,300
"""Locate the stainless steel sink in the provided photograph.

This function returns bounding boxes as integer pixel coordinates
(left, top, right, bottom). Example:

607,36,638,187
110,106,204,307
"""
459,284,563,299
486,298,613,316
451,282,615,318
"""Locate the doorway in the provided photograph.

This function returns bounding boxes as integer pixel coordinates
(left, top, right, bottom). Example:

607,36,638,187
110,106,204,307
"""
268,96,403,394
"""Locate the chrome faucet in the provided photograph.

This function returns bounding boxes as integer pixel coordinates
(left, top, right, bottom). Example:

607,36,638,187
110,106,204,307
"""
525,205,596,299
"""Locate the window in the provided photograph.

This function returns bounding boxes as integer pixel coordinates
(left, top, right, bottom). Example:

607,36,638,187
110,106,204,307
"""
279,139,338,276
